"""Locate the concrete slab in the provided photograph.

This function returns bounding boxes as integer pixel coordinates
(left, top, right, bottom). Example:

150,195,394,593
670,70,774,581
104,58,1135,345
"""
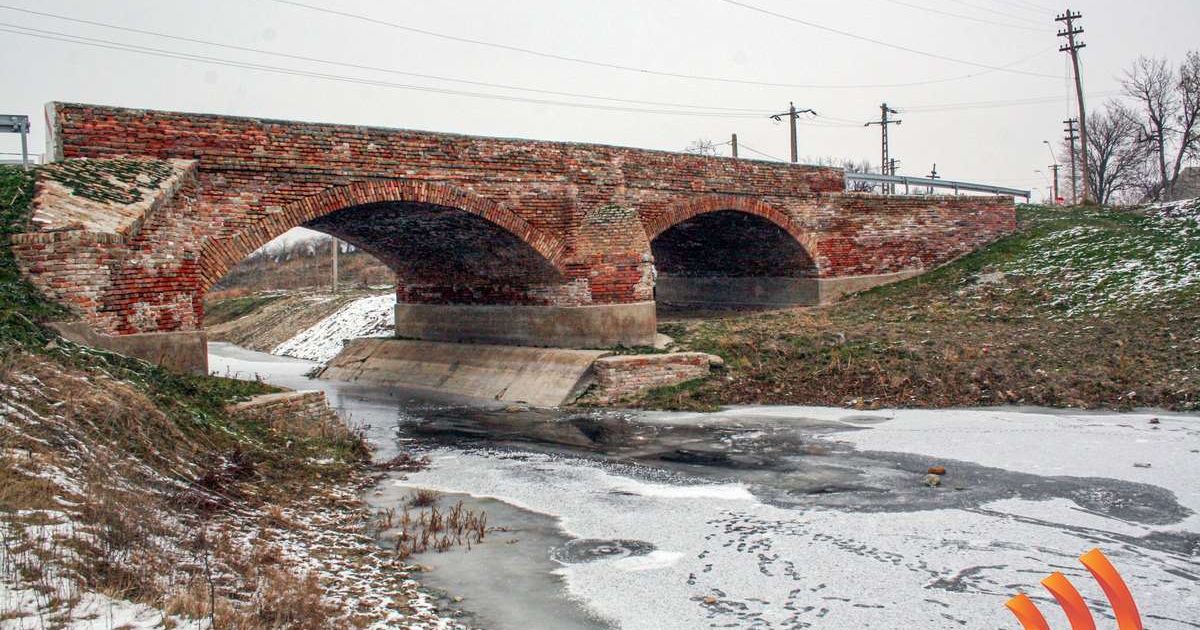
318,338,608,407
50,321,208,374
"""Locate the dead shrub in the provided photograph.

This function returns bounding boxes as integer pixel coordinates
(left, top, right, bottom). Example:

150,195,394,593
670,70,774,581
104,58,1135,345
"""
407,489,439,508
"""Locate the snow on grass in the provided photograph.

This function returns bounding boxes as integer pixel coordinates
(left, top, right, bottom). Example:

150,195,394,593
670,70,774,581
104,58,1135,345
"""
995,203,1200,317
0,584,184,629
1147,196,1200,222
273,293,396,362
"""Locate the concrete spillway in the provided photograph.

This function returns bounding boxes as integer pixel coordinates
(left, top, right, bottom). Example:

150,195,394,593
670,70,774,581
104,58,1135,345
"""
317,338,607,407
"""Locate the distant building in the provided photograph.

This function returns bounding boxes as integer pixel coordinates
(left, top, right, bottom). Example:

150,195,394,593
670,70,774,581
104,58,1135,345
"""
1167,166,1200,201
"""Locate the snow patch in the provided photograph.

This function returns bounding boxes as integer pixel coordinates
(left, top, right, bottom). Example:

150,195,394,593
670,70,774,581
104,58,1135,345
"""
273,294,396,362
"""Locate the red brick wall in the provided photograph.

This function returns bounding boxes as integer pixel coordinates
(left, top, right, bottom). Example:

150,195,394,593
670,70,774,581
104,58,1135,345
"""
589,353,718,403
25,103,1018,337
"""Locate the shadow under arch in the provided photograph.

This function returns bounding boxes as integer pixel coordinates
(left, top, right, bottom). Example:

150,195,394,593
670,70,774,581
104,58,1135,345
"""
197,180,570,295
646,195,823,308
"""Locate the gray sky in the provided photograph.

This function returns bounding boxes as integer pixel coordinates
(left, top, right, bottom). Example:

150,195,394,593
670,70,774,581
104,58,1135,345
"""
4,0,1198,202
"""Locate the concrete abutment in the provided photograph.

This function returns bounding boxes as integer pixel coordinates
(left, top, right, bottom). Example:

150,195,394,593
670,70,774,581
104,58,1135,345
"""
393,301,658,349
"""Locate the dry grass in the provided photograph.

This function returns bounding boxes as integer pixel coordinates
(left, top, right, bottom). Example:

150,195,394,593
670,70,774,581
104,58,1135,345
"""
0,350,383,628
647,206,1200,412
407,488,440,508
377,499,491,561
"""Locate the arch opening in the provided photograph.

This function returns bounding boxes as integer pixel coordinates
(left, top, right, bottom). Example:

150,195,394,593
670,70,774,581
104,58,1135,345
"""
650,210,820,308
202,198,593,357
304,201,569,306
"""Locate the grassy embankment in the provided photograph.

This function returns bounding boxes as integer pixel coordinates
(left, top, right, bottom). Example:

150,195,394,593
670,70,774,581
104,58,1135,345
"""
647,203,1200,412
0,166,434,628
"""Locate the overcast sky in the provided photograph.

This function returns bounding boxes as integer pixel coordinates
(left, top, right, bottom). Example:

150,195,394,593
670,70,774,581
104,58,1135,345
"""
4,0,1199,202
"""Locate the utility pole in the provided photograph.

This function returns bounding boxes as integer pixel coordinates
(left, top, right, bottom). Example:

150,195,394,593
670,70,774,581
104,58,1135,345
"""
1064,118,1079,205
928,163,940,195
770,102,816,163
1042,139,1060,204
331,237,339,293
1057,9,1091,203
731,133,738,158
865,103,902,193
1048,164,1061,205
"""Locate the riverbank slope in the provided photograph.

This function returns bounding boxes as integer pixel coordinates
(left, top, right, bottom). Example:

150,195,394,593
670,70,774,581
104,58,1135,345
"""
651,202,1200,411
0,165,451,627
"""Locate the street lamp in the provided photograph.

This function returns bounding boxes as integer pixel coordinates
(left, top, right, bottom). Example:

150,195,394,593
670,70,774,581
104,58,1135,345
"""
1042,141,1062,205
1042,139,1058,165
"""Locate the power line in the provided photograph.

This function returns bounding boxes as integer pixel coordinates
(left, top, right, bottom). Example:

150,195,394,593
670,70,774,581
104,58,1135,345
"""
0,22,1096,123
736,143,787,162
943,0,1045,26
265,0,1056,88
990,0,1055,17
718,0,1060,78
0,24,776,118
901,90,1120,112
0,5,772,115
880,0,1044,32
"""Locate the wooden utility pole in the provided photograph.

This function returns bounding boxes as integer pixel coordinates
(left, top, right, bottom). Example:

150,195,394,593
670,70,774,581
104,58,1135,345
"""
865,103,902,193
1064,118,1079,205
770,102,816,163
1057,9,1092,203
731,133,738,158
1049,164,1061,204
928,163,939,195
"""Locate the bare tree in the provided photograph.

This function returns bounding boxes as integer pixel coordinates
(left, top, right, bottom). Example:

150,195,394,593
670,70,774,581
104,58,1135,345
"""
807,156,876,192
684,139,719,157
1177,51,1200,169
1122,52,1200,199
1082,102,1143,205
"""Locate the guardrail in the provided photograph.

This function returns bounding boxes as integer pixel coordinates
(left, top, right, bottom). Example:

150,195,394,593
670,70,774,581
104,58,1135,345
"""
846,172,1031,200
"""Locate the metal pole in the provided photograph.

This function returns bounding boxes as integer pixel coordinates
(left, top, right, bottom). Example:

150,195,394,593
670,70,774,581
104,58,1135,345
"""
331,237,339,292
1,114,32,168
731,133,738,158
19,121,29,168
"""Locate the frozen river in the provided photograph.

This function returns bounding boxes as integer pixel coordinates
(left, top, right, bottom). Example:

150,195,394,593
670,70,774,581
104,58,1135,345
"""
209,342,1200,629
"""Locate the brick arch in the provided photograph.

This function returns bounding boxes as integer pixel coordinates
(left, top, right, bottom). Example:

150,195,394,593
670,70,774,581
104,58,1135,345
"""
644,194,820,270
197,180,570,293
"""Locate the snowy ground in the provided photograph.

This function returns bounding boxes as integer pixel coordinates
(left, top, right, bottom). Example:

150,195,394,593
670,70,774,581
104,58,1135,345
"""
397,407,1200,630
206,344,1200,629
273,293,396,362
995,200,1200,316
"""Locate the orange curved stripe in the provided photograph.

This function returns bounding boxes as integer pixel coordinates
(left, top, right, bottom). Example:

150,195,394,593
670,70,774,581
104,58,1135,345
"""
1041,571,1096,630
1006,593,1052,630
1080,548,1143,630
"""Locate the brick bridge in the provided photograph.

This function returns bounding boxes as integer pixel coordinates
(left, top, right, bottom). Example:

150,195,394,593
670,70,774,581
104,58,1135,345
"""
14,103,1016,372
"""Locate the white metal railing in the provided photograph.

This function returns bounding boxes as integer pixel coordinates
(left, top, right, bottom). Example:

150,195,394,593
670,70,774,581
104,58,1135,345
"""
846,172,1031,200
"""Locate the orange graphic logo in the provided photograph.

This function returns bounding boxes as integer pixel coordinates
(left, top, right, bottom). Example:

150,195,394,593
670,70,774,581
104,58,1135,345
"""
1005,548,1143,630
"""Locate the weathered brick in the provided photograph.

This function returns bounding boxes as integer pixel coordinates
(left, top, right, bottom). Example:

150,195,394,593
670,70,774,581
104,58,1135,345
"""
12,103,1017,337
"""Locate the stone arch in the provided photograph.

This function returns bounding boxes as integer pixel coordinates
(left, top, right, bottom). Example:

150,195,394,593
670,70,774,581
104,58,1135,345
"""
644,194,820,273
197,180,569,293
